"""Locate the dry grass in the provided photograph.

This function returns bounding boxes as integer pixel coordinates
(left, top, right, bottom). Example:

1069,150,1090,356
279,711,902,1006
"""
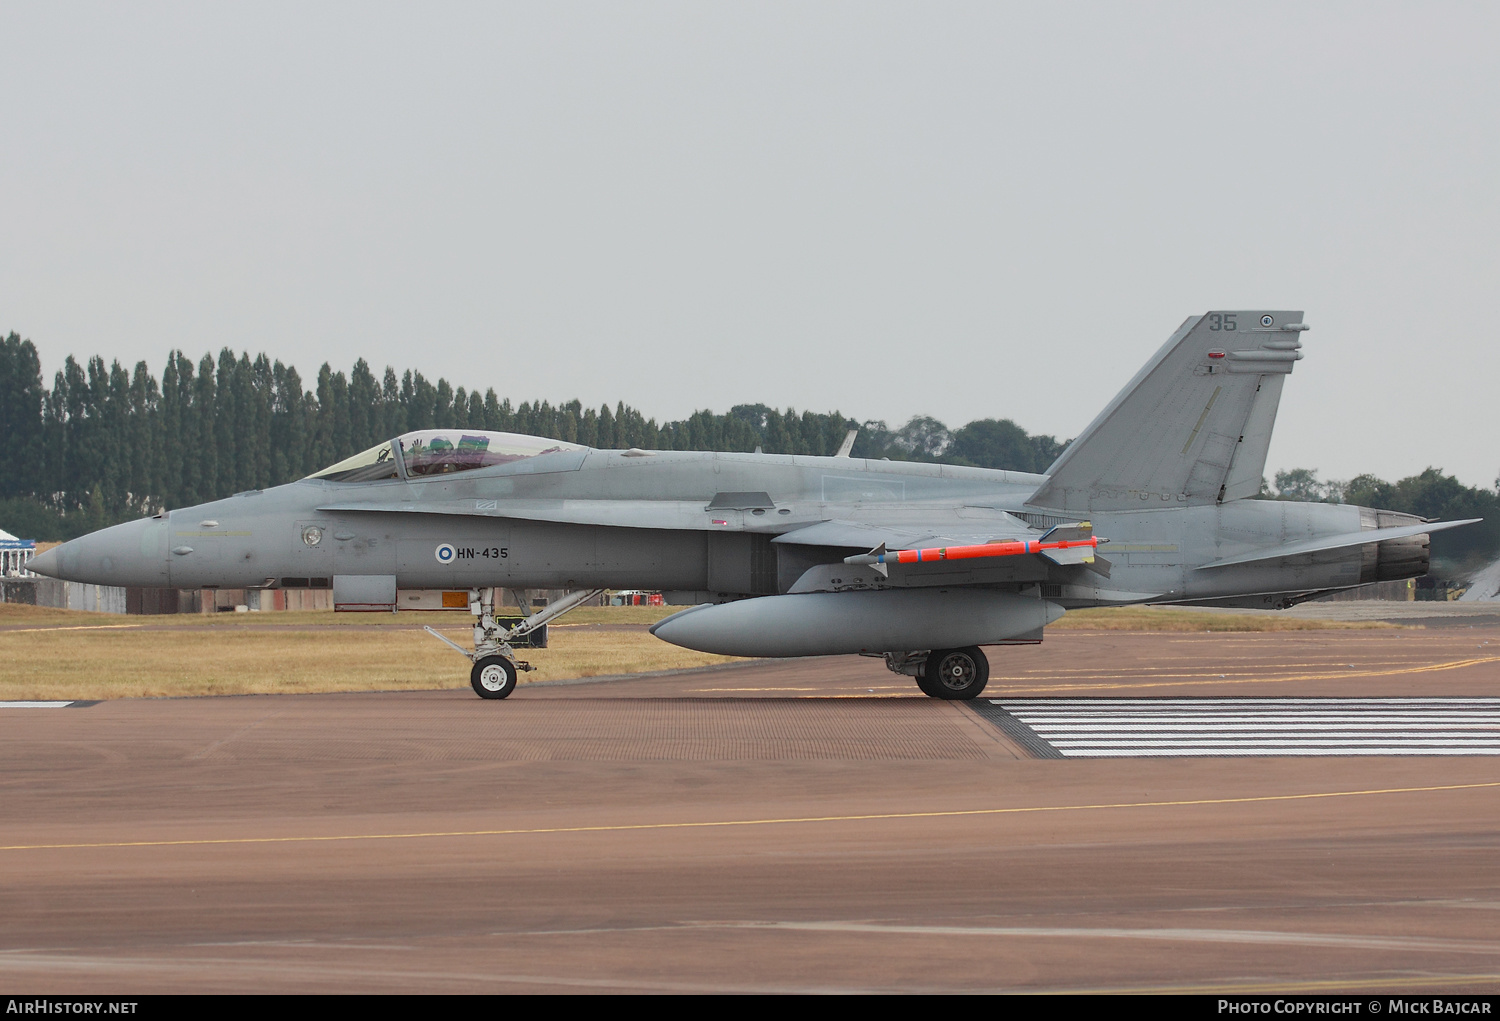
1051,606,1397,631
0,603,728,701
0,601,1392,701
0,603,139,629
0,628,735,701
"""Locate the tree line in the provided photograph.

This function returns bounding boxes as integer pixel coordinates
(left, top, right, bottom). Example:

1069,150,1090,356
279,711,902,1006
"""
0,332,1063,539
1268,467,1500,571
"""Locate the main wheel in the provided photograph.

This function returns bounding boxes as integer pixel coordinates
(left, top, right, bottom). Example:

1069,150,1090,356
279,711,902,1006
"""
470,655,518,699
919,647,990,700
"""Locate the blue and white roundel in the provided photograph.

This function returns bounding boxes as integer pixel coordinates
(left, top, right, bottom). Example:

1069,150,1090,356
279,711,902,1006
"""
435,543,456,564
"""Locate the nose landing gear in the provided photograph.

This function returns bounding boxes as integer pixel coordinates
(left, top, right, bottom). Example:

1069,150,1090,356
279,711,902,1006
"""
424,587,604,699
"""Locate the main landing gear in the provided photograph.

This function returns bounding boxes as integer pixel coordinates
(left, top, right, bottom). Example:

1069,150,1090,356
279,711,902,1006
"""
423,587,604,699
883,646,990,700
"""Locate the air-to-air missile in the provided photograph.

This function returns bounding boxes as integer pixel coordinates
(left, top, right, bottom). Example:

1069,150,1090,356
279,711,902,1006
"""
841,526,1103,577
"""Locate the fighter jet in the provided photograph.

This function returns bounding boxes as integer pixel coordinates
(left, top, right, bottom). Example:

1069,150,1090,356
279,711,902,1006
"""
30,311,1479,700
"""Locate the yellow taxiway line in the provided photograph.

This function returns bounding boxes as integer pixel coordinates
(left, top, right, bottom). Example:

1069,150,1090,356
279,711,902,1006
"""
4,780,1498,853
0,624,145,633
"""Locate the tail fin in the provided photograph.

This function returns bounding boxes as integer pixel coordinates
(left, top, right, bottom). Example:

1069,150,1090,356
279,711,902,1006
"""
1027,311,1307,513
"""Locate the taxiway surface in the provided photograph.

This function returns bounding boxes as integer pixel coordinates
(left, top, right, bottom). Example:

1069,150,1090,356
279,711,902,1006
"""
3,622,1500,993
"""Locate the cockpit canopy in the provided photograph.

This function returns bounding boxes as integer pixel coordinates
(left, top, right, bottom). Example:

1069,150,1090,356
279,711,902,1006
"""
307,430,586,483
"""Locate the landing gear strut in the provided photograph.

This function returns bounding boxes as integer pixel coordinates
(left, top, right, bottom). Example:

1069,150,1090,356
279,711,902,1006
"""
883,647,990,700
424,587,604,699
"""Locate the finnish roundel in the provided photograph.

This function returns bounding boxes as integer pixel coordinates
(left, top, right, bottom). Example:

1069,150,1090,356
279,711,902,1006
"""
435,543,456,564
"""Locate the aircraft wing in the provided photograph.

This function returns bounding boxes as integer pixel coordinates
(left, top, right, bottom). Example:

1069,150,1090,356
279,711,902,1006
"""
1195,518,1481,569
768,518,1037,550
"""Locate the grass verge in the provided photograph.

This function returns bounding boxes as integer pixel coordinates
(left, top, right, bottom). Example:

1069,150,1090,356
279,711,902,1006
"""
0,603,725,700
1050,606,1398,632
0,602,1392,701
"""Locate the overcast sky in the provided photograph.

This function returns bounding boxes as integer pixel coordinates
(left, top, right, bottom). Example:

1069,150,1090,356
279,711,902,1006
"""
2,2,1496,487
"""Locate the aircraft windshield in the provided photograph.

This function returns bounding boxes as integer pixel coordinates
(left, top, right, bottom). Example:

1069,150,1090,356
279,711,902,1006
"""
308,430,586,482
307,441,400,483
398,430,585,477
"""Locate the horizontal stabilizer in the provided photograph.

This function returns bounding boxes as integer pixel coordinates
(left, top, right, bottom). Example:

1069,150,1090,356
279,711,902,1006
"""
1195,519,1481,570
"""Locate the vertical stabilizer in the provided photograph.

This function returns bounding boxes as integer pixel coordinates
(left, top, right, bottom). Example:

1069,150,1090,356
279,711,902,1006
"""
1027,311,1306,513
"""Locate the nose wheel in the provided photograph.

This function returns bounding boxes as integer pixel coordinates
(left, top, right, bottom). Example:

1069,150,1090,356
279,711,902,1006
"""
471,656,519,699
916,646,989,700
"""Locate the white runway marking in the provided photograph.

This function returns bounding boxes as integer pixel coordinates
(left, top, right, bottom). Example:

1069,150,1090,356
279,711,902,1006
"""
742,921,1500,956
0,701,76,708
984,698,1500,757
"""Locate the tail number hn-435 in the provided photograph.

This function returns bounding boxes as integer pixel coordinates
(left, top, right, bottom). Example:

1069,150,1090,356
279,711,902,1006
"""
435,543,509,563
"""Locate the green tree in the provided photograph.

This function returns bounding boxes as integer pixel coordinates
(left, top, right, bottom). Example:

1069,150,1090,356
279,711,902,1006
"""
213,350,241,499
348,359,377,452
194,354,218,502
0,333,46,499
381,367,405,439
159,352,192,507
948,418,1063,473
247,355,273,490
126,361,160,512
1273,467,1328,502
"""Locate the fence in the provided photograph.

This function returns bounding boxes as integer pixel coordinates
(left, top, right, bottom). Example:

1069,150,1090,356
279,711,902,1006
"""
1,578,127,613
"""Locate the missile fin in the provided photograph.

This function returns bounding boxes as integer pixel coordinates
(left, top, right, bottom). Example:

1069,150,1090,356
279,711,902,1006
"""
1039,520,1094,543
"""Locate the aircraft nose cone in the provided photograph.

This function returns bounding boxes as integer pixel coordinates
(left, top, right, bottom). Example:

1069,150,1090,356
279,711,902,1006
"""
27,518,171,587
25,535,93,582
27,545,61,578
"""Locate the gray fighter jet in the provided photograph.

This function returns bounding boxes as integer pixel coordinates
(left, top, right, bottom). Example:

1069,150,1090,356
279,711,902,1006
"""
31,311,1479,700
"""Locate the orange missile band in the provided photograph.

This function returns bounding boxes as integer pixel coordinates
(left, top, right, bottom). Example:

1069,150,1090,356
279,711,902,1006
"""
844,536,1099,569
